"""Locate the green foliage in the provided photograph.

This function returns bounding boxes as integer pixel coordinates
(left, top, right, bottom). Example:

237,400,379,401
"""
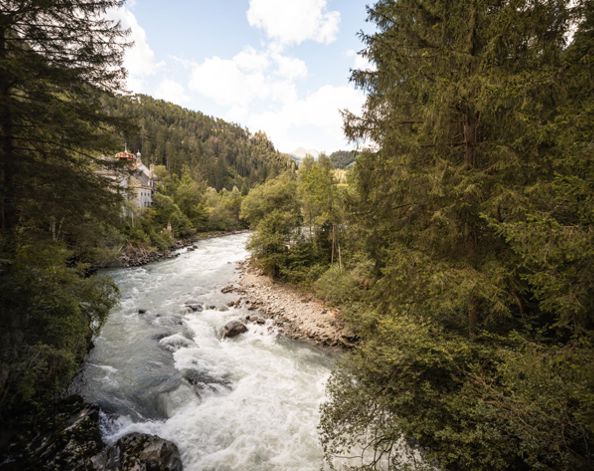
299,156,336,229
241,173,304,278
174,168,209,230
205,187,244,231
328,150,358,169
248,210,300,278
314,257,372,310
0,239,118,418
242,166,348,281
321,318,594,471
241,172,300,226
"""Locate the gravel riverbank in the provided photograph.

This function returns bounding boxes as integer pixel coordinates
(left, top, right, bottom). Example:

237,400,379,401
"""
230,260,356,348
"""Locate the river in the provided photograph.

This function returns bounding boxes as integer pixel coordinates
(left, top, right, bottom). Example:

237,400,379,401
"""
72,233,334,471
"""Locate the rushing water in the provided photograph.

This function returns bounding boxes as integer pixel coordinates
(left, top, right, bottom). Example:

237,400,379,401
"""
73,233,334,471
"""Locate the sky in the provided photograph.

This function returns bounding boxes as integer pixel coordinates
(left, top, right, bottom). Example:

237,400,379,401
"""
109,0,374,155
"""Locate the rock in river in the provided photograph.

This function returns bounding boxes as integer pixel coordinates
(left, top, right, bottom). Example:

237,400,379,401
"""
222,320,248,338
184,301,203,312
0,395,183,471
92,433,182,471
245,314,266,325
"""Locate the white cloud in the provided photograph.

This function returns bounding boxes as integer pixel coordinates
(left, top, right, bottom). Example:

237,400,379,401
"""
273,54,307,80
243,85,366,152
108,6,159,91
189,55,266,107
154,79,188,105
247,0,340,46
234,47,270,72
188,47,305,108
188,40,364,152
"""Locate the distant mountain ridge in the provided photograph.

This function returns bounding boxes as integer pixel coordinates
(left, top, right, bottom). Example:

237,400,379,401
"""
289,148,359,169
291,147,320,161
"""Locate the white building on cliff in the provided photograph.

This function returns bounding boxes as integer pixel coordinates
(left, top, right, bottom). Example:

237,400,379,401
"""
98,150,156,212
115,150,156,208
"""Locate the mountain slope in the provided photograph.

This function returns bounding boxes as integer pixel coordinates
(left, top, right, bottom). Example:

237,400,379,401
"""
106,94,294,191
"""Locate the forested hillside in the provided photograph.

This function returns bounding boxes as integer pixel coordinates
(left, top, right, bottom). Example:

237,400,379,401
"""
105,94,294,191
328,149,357,168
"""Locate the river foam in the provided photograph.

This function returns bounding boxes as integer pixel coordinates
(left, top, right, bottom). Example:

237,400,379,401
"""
74,233,334,471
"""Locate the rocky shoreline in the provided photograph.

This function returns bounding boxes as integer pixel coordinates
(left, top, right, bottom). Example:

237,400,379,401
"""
113,230,247,268
0,396,182,471
228,260,357,348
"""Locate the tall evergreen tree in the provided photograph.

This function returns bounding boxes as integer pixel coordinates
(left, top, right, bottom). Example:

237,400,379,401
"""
320,1,594,469
0,0,128,243
0,0,127,427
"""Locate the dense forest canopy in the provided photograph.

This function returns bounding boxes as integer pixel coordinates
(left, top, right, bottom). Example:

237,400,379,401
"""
328,149,358,168
105,94,294,192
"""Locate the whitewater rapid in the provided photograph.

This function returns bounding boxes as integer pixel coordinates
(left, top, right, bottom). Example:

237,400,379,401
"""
73,233,334,471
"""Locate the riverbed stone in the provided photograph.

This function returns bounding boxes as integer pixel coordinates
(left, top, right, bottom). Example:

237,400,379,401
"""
184,301,203,312
91,433,182,471
159,333,194,352
222,320,248,338
0,395,104,470
245,314,266,325
0,395,185,471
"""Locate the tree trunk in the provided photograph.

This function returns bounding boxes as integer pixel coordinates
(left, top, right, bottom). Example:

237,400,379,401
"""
463,113,479,169
463,3,479,170
468,297,479,337
331,224,335,264
0,19,17,236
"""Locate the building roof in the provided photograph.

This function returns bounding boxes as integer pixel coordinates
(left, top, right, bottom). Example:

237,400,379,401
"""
115,151,136,161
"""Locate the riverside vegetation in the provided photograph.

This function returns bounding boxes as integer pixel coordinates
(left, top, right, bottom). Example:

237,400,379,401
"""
1,1,593,470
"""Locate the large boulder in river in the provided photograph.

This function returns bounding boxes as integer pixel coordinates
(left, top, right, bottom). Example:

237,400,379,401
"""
0,395,105,470
91,433,182,471
222,320,248,338
0,396,183,471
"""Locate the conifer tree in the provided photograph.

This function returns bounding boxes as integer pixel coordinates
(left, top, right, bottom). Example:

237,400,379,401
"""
0,0,128,245
321,1,594,469
0,0,128,426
